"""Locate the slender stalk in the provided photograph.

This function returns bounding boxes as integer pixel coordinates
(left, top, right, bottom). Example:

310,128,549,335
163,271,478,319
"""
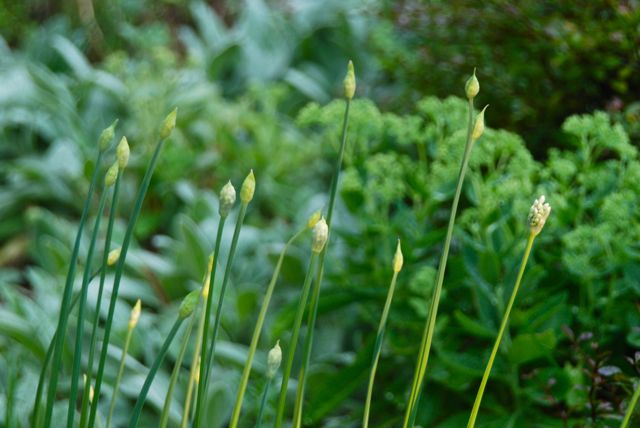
106,322,135,428
159,313,196,428
180,355,199,428
80,171,123,428
67,187,109,427
229,227,307,428
622,381,640,428
273,254,319,428
256,380,271,428
79,375,91,428
467,233,535,427
363,268,401,427
196,201,250,426
128,317,185,428
44,148,104,428
192,216,226,424
88,118,174,428
403,98,476,427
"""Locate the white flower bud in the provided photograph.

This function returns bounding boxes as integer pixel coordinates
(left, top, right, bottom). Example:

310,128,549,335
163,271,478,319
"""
240,170,255,203
311,217,328,253
465,69,480,100
107,248,121,266
219,181,236,218
267,340,282,379
392,239,403,273
528,195,551,236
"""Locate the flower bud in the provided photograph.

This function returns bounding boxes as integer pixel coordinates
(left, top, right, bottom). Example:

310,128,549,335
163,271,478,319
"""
129,299,141,329
311,217,328,253
98,119,118,151
240,170,255,203
116,136,130,169
528,195,551,236
107,248,121,266
392,239,403,273
179,289,200,319
202,254,214,299
105,162,119,187
267,340,282,379
307,210,322,229
219,181,236,218
472,105,489,140
159,107,177,140
465,69,480,100
344,60,356,100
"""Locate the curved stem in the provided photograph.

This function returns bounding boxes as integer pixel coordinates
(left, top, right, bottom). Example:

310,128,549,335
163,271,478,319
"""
128,317,184,428
44,149,104,428
229,227,307,428
467,234,535,428
362,270,399,428
106,323,134,428
404,98,476,427
273,254,318,428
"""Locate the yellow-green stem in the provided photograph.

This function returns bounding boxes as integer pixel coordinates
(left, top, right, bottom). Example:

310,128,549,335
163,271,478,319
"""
106,323,135,428
467,233,535,428
362,270,399,428
621,380,640,428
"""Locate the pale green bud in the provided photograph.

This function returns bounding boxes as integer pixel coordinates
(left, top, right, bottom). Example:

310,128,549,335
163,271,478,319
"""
472,105,489,140
107,247,121,266
528,195,551,236
219,181,236,218
465,69,480,100
344,60,356,100
98,119,118,151
159,107,178,140
116,136,130,169
178,289,200,319
240,170,255,203
307,210,322,229
392,239,403,273
266,340,282,379
105,162,119,187
311,217,328,253
129,299,141,329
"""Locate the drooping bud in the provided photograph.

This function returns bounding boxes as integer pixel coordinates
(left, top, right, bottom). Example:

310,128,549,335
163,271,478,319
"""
472,105,489,140
116,136,130,169
311,217,328,253
179,289,200,319
266,340,282,379
392,239,403,273
240,170,255,203
219,181,236,218
307,210,322,229
105,162,119,187
129,299,141,329
107,248,121,266
465,69,480,100
343,60,356,100
159,108,178,140
202,254,214,299
98,119,118,151
528,195,551,236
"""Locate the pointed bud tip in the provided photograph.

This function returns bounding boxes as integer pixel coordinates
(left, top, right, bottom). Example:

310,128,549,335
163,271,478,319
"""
465,68,480,100
471,105,489,141
98,118,119,151
240,170,256,203
393,238,403,272
116,136,130,169
343,60,356,100
219,180,237,217
129,299,142,328
307,210,322,229
159,107,178,139
311,217,329,253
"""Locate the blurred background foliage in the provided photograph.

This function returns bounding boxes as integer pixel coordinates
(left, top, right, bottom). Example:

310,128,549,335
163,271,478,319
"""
0,0,639,427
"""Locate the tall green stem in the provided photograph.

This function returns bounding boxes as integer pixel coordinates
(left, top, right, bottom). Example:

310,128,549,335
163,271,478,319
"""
622,381,640,428
362,269,400,428
105,323,134,428
44,149,104,428
273,254,318,428
195,202,249,427
403,98,476,427
467,233,535,427
128,317,185,428
88,135,169,428
256,380,271,428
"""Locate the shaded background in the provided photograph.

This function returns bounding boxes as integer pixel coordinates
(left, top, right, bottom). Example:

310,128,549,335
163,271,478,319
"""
1,1,639,427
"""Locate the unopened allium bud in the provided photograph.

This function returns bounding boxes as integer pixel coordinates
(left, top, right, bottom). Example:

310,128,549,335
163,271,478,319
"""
116,136,130,169
344,60,356,100
392,239,403,273
105,162,119,187
159,108,178,140
307,210,322,229
107,248,121,266
465,69,480,100
98,119,118,151
311,217,328,253
179,289,200,319
89,384,95,403
219,181,236,218
240,170,255,203
472,105,489,140
202,254,214,299
267,340,282,379
528,195,551,236
129,299,141,329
